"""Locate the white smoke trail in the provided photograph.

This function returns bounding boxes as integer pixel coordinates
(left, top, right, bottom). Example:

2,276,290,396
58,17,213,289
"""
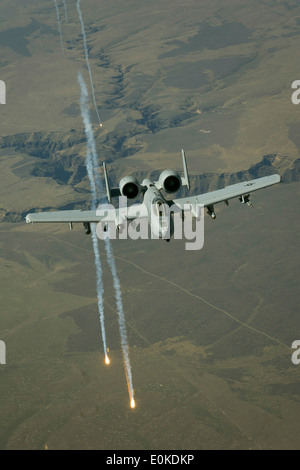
62,0,73,47
104,238,134,400
91,224,107,355
78,72,101,202
54,0,64,54
78,70,134,403
78,72,107,358
76,0,102,125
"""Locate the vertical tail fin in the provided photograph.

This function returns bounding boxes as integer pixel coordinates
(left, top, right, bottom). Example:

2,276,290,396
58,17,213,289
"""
181,149,190,190
103,162,121,203
103,162,112,203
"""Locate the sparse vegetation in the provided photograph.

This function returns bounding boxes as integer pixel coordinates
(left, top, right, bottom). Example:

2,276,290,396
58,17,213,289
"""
0,0,299,450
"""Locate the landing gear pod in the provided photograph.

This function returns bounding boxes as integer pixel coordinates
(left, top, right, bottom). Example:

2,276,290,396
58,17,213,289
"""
207,205,216,219
83,222,91,234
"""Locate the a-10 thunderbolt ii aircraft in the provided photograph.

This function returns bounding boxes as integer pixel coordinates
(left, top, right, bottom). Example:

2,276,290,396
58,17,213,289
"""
25,150,281,241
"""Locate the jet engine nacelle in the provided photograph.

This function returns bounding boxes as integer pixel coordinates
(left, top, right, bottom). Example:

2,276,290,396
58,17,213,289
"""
158,170,182,194
119,176,141,199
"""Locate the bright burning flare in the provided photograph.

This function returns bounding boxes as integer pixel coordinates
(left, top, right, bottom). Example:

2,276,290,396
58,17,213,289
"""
105,355,110,365
130,398,136,409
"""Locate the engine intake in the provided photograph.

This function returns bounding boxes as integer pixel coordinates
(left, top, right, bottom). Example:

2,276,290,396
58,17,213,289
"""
119,176,141,199
158,170,182,194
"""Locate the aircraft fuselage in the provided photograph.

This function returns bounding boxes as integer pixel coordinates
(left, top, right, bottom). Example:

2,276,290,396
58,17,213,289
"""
142,179,174,240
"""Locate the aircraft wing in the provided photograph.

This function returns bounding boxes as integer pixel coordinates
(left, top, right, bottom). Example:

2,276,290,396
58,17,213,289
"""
25,209,103,224
173,174,281,210
25,203,148,224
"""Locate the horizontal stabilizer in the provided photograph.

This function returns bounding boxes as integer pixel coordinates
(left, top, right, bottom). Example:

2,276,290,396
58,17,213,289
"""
181,149,190,190
103,162,121,203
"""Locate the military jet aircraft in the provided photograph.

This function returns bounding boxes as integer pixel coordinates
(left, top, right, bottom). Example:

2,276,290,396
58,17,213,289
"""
25,150,281,240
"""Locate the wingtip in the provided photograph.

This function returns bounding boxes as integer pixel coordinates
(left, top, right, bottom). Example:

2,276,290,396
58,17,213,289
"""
274,173,282,183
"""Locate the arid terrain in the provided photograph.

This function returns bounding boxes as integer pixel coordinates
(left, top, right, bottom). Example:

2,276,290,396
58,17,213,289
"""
0,0,299,450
